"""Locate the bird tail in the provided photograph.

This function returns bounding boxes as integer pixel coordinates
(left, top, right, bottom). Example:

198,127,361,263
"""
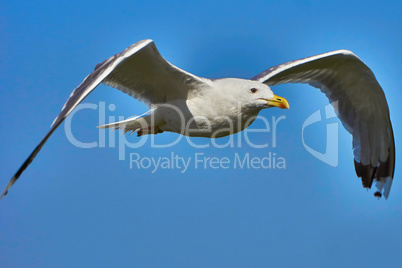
97,109,161,135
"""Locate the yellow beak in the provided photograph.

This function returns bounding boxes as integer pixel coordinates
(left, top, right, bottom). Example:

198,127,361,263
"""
264,94,290,109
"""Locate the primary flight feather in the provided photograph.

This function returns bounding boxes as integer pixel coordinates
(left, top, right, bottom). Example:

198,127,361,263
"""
1,39,395,199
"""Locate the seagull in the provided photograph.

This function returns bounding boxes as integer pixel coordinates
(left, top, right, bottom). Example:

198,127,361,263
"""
1,39,395,199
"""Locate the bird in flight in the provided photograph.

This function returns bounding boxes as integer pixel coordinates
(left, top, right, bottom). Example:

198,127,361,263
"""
1,39,395,199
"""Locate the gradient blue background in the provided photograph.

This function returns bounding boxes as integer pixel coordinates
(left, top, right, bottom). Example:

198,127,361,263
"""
1,0,402,267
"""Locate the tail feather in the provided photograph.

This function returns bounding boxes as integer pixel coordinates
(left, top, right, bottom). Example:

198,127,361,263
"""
98,116,146,133
98,109,162,134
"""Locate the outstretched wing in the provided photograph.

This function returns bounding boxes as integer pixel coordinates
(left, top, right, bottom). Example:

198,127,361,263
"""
1,39,208,198
252,50,395,198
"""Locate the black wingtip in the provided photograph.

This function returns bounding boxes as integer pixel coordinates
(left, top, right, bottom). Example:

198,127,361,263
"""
354,160,376,188
354,158,394,199
1,175,18,200
374,191,382,198
0,191,7,199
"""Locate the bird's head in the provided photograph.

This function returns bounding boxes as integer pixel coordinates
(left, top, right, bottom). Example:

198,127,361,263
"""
214,78,290,111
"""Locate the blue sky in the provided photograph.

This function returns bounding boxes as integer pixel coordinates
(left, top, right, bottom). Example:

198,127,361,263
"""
1,0,402,267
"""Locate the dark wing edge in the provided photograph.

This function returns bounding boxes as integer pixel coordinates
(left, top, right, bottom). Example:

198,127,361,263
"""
253,50,395,198
1,39,154,199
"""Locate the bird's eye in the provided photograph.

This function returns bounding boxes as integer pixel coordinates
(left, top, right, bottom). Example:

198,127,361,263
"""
250,88,258,93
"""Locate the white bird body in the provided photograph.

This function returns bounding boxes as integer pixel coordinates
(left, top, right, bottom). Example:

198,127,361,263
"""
103,78,278,138
1,39,395,199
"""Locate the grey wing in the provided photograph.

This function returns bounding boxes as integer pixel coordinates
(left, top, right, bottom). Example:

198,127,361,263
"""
252,50,395,198
1,39,208,198
99,40,210,106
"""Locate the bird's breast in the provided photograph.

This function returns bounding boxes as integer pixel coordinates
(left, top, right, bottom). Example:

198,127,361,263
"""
179,99,257,137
